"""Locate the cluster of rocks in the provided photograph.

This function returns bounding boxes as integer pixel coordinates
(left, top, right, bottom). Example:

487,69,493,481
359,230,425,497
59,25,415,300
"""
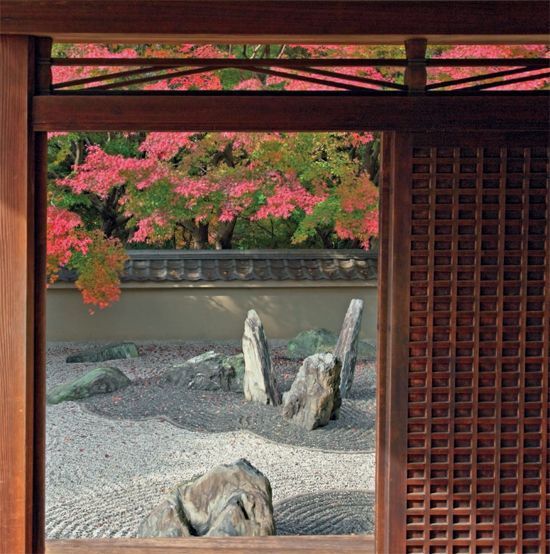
46,301,369,539
47,342,139,404
240,298,365,431
47,300,367,434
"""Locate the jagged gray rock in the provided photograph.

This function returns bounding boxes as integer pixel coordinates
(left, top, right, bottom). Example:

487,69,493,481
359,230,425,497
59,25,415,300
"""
46,367,131,405
136,491,191,537
242,310,281,405
138,459,275,537
166,351,244,392
335,298,364,397
282,352,342,430
66,342,139,363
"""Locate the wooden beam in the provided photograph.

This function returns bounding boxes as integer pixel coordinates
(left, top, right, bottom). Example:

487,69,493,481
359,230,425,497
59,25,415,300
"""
46,536,375,553
1,1,548,44
33,93,550,132
0,34,45,554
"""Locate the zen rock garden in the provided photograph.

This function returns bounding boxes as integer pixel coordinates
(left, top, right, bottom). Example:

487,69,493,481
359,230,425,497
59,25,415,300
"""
45,299,376,538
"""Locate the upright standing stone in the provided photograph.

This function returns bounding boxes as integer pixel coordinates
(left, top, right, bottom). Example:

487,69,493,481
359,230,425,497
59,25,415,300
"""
242,310,281,405
282,353,342,430
335,298,364,397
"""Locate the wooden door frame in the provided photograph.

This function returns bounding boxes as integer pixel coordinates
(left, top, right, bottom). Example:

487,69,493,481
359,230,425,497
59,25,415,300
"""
1,3,548,553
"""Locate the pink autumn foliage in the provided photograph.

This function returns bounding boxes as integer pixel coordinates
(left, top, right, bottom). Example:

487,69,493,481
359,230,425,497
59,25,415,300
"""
174,176,258,222
431,45,549,90
46,206,91,279
52,44,138,86
59,145,171,197
130,212,168,243
139,132,197,160
253,172,326,220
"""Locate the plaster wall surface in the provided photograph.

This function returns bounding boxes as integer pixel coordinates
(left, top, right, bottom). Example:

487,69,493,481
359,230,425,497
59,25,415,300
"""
46,281,378,342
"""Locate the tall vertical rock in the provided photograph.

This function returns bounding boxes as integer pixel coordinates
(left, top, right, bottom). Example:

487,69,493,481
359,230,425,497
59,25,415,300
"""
336,298,364,397
242,310,281,405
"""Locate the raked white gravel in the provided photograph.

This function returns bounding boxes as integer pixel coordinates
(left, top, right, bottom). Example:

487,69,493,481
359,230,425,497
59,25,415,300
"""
46,342,375,538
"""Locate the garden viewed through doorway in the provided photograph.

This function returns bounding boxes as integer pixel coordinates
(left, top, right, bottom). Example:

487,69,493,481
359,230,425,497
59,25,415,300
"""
1,8,548,551
44,126,381,540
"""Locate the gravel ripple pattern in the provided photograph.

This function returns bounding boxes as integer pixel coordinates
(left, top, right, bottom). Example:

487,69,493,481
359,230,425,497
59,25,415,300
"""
46,342,376,538
275,490,375,535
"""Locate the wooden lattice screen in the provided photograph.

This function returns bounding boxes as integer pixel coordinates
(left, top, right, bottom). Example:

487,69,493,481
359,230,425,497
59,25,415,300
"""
378,132,549,554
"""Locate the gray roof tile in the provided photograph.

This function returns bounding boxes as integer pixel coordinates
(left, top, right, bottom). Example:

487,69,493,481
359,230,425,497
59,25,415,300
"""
58,249,378,283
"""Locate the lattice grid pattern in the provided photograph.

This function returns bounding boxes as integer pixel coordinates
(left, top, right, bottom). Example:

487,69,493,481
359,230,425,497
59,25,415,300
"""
406,141,549,553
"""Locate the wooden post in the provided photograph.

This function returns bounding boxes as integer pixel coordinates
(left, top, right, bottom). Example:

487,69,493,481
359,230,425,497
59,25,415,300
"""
0,34,49,554
405,38,428,93
381,133,413,553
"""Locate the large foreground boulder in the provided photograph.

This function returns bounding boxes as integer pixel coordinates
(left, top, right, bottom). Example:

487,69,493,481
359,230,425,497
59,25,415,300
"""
335,299,364,397
138,459,275,537
46,367,131,405
66,342,139,363
282,353,341,430
166,351,244,392
242,310,281,405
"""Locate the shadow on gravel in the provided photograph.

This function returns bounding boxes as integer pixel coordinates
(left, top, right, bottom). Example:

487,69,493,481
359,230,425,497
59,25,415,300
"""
81,348,377,452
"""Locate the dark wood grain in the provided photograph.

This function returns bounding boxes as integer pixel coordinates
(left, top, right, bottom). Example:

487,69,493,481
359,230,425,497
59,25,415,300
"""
384,133,413,553
32,93,550,132
1,1,548,43
45,536,375,553
31,38,52,554
404,38,427,93
31,130,48,554
0,34,34,554
375,132,393,552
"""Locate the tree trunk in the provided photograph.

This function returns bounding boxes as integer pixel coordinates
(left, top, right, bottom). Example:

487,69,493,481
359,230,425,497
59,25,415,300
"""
191,222,209,249
215,219,237,249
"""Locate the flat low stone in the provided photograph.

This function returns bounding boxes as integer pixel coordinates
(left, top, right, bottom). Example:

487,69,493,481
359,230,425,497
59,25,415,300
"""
46,367,131,405
138,459,275,538
66,342,139,363
282,353,342,430
166,351,244,393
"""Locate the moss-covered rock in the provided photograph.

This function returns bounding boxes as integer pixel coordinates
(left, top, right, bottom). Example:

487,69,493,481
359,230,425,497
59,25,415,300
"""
168,351,245,393
287,329,337,359
223,353,245,387
66,342,139,363
287,328,376,360
47,367,131,405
